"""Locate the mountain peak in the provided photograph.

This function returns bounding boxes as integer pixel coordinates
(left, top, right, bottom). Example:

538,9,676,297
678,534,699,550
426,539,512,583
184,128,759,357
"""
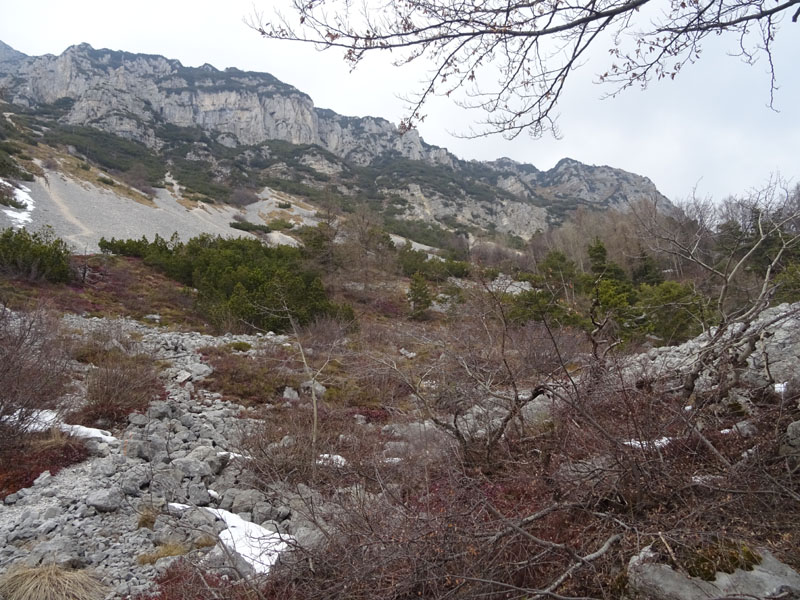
0,41,675,238
0,40,27,64
554,157,582,169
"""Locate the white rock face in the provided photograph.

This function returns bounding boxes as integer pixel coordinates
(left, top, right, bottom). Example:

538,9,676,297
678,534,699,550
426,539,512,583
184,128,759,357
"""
395,181,549,238
0,42,677,239
2,44,447,166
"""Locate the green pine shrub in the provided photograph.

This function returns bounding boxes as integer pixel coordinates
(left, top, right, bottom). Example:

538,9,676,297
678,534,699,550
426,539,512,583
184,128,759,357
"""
0,227,72,283
98,233,350,334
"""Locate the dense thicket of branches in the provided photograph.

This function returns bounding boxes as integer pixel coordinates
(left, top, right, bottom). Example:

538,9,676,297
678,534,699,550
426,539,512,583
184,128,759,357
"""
252,0,798,137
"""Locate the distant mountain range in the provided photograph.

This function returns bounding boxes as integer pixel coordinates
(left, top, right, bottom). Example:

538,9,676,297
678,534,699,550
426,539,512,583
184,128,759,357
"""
0,40,675,240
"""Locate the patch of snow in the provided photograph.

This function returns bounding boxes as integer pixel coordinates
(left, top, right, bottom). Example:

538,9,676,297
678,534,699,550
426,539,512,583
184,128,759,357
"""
169,503,293,574
217,450,250,461
622,436,672,449
774,382,787,394
316,454,347,467
61,423,117,443
11,409,117,443
208,489,220,500
0,178,34,227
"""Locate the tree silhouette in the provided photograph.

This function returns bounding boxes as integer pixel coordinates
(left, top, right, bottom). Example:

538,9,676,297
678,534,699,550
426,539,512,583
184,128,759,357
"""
251,0,798,138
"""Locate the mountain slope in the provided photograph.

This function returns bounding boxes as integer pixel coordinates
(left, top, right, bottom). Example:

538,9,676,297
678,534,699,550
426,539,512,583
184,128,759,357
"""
0,41,675,240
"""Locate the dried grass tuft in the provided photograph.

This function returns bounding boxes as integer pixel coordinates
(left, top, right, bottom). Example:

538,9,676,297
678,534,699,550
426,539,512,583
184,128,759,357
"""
136,543,189,565
0,564,108,600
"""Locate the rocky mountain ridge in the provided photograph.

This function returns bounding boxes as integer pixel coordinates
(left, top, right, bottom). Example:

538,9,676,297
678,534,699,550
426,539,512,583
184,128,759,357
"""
0,42,449,166
0,41,675,239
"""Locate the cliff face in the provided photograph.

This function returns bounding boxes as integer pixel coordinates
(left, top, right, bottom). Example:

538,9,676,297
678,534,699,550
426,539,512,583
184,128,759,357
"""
1,44,450,166
0,41,674,238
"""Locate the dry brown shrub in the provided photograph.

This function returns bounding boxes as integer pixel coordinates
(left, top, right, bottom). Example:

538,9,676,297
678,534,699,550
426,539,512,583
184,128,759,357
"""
200,344,300,406
0,564,108,600
136,543,190,565
0,430,88,500
129,560,259,600
68,322,136,364
243,402,387,490
70,353,162,428
0,306,70,452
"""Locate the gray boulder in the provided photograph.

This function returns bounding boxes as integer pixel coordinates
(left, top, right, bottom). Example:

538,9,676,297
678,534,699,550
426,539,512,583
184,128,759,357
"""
220,488,266,514
780,420,800,466
188,362,213,379
171,457,213,480
148,401,173,420
301,380,326,398
186,482,211,506
86,488,124,513
627,545,800,600
185,445,227,475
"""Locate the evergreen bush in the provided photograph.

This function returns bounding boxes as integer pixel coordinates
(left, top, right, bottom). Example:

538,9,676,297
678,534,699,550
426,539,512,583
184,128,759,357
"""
98,233,348,333
0,227,72,283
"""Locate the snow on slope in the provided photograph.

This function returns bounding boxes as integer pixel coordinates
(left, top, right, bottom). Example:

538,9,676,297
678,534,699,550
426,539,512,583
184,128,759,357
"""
0,178,34,227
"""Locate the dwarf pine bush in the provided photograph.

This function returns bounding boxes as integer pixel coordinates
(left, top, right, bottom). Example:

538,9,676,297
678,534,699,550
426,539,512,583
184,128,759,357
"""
0,227,72,283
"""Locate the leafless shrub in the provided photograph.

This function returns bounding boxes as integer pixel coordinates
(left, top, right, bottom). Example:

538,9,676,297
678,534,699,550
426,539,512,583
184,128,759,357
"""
69,321,137,364
70,352,162,428
297,315,351,351
200,344,300,406
243,402,386,490
0,306,70,452
264,455,620,600
41,157,59,171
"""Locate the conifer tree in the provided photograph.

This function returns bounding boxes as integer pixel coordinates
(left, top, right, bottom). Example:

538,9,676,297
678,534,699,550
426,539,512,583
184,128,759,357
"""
407,272,432,320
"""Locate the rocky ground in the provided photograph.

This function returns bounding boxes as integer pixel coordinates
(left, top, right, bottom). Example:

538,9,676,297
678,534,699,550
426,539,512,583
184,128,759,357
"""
2,304,800,600
0,315,312,598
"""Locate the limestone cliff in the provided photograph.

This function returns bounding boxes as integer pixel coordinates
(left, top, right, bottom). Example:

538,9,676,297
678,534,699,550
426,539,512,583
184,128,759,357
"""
0,41,674,238
0,43,449,166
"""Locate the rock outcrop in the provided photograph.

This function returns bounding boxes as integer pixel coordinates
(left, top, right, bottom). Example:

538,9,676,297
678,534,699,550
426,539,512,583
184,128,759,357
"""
627,545,800,600
0,316,315,597
0,43,447,167
0,41,675,238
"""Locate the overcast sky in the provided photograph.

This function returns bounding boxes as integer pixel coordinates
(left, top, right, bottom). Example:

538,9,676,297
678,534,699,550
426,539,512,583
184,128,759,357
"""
1,0,797,202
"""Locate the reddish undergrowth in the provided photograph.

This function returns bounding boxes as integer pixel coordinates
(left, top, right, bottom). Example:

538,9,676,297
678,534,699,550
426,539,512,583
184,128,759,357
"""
0,431,89,499
128,561,265,600
0,255,208,330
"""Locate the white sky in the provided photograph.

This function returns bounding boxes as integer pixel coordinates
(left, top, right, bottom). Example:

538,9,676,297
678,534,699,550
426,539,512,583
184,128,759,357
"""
1,0,798,202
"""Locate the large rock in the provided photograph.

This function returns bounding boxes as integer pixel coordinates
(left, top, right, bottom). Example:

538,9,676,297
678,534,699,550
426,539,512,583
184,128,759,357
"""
627,545,800,600
86,488,124,513
780,420,800,465
171,457,213,480
220,489,267,514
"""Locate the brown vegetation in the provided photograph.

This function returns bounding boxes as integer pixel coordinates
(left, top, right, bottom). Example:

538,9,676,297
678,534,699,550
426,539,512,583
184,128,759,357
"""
72,353,163,428
1,254,207,330
0,305,70,453
0,430,88,500
0,564,108,600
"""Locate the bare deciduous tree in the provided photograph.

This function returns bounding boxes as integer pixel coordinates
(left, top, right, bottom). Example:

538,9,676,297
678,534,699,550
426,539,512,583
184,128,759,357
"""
250,0,798,138
633,177,800,397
